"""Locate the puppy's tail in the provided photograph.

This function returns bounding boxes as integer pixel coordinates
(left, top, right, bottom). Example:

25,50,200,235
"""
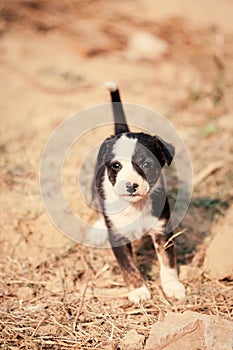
105,81,129,135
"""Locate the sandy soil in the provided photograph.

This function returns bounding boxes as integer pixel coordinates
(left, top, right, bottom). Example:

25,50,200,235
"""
0,1,233,349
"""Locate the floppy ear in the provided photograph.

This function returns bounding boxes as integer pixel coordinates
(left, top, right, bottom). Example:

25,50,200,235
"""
97,136,115,166
92,136,115,203
157,137,175,166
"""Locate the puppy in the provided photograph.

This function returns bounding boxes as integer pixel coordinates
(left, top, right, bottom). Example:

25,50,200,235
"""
91,82,185,303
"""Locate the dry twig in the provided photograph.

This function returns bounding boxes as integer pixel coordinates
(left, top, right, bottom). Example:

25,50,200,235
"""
193,161,223,187
72,255,90,331
163,228,187,250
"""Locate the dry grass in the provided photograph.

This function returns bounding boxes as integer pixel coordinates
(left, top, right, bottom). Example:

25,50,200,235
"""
1,244,232,349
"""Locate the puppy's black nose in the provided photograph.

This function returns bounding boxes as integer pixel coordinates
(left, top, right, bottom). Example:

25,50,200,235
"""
126,182,139,194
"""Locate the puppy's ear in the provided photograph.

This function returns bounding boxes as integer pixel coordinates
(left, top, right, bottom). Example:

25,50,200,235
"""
157,137,175,166
92,137,115,202
97,136,115,165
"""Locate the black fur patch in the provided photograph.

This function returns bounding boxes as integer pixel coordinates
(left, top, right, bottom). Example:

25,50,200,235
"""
106,161,121,186
127,132,173,188
129,132,174,166
93,136,116,203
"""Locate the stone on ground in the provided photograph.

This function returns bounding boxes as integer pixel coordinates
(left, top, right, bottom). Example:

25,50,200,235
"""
145,311,233,350
204,203,233,280
121,329,145,350
124,31,169,61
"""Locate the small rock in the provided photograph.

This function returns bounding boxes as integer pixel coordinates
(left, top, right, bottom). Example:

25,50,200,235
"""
204,204,233,280
145,311,233,350
17,286,33,301
179,265,200,282
46,279,61,293
37,324,57,336
121,329,145,350
218,114,233,131
124,31,169,61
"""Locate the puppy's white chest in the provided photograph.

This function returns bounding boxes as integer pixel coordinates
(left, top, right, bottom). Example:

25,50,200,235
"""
106,199,156,241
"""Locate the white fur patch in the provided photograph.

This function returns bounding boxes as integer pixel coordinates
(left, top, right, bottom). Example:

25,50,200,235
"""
104,81,118,92
128,284,151,303
159,265,186,300
103,193,165,241
103,168,120,205
147,217,166,235
105,197,146,240
113,134,137,160
86,217,110,248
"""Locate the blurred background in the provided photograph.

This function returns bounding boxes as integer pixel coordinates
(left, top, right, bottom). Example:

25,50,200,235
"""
0,0,232,348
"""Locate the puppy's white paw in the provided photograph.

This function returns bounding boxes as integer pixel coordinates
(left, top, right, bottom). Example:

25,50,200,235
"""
128,284,151,304
86,218,110,247
160,266,185,300
162,280,186,300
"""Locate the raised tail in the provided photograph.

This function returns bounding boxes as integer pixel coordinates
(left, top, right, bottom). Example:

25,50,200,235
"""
105,82,129,135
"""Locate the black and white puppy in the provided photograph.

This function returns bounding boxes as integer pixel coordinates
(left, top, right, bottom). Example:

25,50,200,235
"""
91,82,185,303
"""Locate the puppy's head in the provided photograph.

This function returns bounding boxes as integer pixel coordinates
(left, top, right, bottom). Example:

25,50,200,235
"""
96,132,174,203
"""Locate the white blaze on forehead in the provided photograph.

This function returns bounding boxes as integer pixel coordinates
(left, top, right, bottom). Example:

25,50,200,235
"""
113,134,137,160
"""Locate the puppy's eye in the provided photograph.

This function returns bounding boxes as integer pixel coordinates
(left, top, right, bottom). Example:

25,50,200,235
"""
111,162,122,171
142,161,152,169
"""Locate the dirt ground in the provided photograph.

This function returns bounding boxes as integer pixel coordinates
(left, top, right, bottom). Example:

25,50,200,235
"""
0,1,233,349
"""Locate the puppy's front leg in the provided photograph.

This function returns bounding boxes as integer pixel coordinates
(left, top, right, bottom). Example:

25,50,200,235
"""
151,221,185,300
109,232,151,303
